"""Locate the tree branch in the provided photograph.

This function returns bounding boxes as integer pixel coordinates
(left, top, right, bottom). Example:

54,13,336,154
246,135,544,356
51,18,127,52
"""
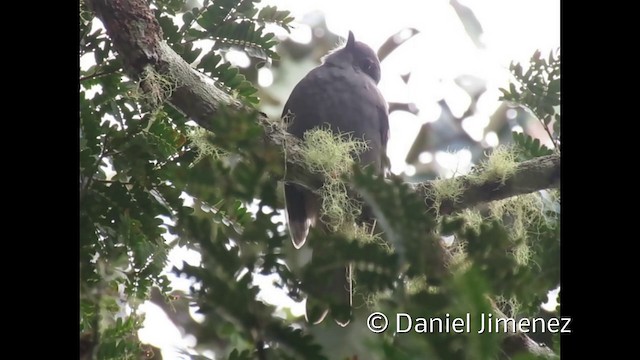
79,69,119,82
424,154,560,215
87,0,247,131
86,0,560,357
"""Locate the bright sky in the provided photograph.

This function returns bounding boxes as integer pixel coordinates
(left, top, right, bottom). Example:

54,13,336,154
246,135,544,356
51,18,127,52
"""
81,1,560,358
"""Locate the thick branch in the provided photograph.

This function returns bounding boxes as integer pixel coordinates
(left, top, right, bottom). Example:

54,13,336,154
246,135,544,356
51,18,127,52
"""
87,0,559,357
87,0,246,130
424,154,560,215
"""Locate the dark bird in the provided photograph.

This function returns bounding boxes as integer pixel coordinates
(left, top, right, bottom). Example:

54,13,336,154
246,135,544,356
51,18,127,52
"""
282,31,389,326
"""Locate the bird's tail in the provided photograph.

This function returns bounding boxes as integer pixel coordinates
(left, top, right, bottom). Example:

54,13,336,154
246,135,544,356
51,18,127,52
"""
305,263,352,327
302,234,353,326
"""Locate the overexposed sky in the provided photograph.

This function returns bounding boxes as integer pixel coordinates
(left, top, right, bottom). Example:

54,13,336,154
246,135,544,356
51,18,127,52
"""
264,0,559,61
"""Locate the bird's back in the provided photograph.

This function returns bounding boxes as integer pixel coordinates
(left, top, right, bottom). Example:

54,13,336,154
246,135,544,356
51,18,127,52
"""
283,63,388,171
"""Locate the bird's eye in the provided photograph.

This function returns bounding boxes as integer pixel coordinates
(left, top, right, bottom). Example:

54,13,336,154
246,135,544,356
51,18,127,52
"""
361,59,374,71
359,57,381,83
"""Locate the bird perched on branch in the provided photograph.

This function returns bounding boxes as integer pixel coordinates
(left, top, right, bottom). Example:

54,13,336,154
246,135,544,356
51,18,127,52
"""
282,31,389,326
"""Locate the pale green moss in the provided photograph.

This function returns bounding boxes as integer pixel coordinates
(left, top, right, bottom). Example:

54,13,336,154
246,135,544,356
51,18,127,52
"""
133,67,178,108
363,291,390,310
511,242,532,266
488,192,552,266
302,128,368,176
319,180,361,232
471,145,518,185
349,222,392,251
428,177,466,216
187,127,228,166
489,193,545,241
460,209,484,233
495,295,521,318
299,128,368,231
448,239,472,274
430,146,555,268
406,275,428,295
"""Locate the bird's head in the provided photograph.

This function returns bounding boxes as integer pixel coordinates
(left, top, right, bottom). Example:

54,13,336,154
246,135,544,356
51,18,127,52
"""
323,31,381,84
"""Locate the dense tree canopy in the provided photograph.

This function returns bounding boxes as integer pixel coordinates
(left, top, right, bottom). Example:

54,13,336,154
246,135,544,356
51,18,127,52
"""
79,0,561,359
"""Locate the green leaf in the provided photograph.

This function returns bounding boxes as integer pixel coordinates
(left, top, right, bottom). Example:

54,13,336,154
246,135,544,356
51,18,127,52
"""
264,325,327,360
198,52,222,71
497,87,511,101
228,349,253,360
157,14,180,45
146,116,184,158
352,166,445,281
181,43,203,64
512,131,553,160
548,78,560,94
513,63,523,78
532,49,541,62
553,114,561,135
182,10,195,27
256,5,294,31
502,49,561,133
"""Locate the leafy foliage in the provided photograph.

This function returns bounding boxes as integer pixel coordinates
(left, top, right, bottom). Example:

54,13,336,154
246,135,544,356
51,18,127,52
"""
80,0,293,358
153,0,294,104
512,131,554,160
350,168,559,359
500,50,560,125
352,166,445,283
80,0,561,359
500,49,561,156
97,316,146,359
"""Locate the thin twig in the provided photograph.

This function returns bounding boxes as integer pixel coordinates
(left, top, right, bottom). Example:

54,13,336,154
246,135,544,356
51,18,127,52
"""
80,69,118,82
93,179,135,185
82,136,109,195
540,116,558,150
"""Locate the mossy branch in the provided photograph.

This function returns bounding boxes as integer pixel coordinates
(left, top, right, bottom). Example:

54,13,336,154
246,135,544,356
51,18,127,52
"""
421,154,560,216
87,0,560,357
